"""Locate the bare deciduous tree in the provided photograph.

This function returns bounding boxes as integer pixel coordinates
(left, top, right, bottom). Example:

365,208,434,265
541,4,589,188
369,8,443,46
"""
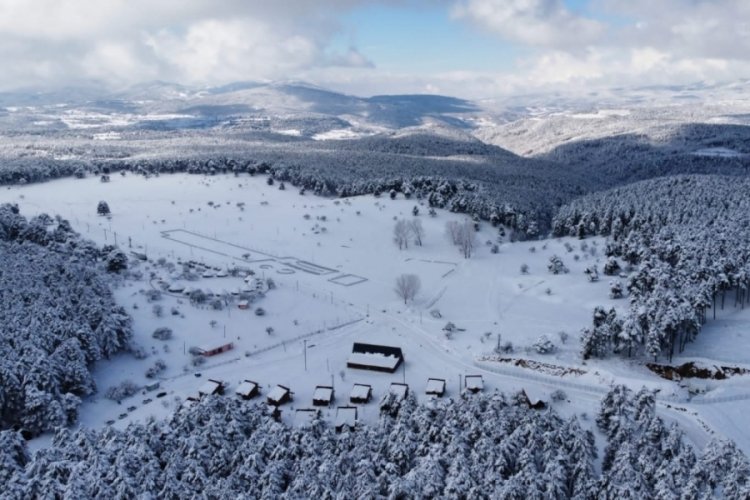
445,219,476,257
458,219,476,258
393,219,410,250
394,274,421,304
408,218,424,246
445,220,462,245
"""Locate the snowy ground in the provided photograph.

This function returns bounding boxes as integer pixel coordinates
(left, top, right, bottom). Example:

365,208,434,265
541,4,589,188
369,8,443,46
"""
3,172,748,455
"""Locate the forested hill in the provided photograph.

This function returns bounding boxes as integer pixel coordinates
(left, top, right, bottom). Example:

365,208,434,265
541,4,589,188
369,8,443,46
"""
0,387,747,498
553,175,750,362
0,204,132,436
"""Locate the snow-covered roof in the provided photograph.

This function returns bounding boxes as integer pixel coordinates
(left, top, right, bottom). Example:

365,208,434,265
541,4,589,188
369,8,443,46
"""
389,383,408,400
347,352,400,370
198,342,232,353
335,407,357,429
198,380,221,396
235,381,258,397
350,384,371,400
426,378,446,394
313,386,334,402
523,387,545,405
465,375,483,391
294,409,318,428
268,385,289,402
168,283,185,293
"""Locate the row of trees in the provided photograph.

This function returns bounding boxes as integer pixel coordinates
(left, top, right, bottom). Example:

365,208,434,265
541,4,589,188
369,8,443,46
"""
554,175,750,361
393,218,424,250
1,387,746,498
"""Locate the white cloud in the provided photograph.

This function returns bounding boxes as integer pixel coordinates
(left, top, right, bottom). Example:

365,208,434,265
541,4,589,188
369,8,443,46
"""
444,0,750,97
0,0,383,89
0,0,749,97
452,0,604,48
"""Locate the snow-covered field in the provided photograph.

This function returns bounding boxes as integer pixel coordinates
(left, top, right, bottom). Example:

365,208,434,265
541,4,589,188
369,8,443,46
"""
3,172,748,455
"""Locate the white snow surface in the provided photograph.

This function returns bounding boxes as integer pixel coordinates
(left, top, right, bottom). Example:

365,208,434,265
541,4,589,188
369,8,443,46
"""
2,172,748,456
347,352,400,370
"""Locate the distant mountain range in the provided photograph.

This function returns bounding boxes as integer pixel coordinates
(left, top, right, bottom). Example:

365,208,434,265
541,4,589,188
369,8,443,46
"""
1,79,749,160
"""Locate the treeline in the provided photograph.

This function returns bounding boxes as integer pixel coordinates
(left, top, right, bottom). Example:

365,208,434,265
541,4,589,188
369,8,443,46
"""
0,387,746,498
0,204,132,436
554,175,750,361
0,144,571,238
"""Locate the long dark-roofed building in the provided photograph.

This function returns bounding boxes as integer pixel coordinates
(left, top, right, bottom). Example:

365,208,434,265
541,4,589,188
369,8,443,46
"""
346,343,404,373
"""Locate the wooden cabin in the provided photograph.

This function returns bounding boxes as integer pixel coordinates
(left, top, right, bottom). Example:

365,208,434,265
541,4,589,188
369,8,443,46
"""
267,385,292,406
520,388,546,410
335,406,358,432
426,378,446,397
198,379,224,397
388,382,409,401
199,342,234,357
294,409,320,429
235,380,260,400
464,375,484,393
312,386,335,407
349,384,373,404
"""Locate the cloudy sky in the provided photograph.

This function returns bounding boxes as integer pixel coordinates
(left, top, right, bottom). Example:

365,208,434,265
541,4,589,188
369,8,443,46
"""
1,0,749,97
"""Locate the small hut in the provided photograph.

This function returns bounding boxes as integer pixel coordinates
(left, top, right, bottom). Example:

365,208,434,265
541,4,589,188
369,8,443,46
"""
312,386,335,407
349,384,373,404
335,406,358,432
464,375,484,393
267,385,292,406
294,409,320,429
426,378,446,397
235,380,260,400
198,379,224,397
520,388,546,410
199,342,234,357
388,382,409,401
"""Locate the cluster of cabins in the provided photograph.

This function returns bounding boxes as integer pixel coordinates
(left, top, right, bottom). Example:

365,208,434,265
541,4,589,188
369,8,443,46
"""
182,342,545,431
184,374,497,432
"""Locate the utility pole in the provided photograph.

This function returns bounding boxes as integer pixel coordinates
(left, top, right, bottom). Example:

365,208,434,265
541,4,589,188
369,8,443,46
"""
304,339,307,371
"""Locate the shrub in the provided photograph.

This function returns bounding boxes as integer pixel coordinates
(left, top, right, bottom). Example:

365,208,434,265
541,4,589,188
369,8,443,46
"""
152,327,173,341
104,380,139,401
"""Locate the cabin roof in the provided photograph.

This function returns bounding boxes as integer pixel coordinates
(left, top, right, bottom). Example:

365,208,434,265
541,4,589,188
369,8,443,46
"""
426,378,446,394
235,380,258,396
465,375,483,390
347,352,400,370
268,385,289,402
313,386,334,401
198,380,221,395
350,384,372,400
389,383,408,399
294,409,318,428
335,407,357,428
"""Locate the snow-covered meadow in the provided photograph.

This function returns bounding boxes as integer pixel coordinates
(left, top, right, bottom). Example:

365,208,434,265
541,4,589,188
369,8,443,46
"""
3,172,749,454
